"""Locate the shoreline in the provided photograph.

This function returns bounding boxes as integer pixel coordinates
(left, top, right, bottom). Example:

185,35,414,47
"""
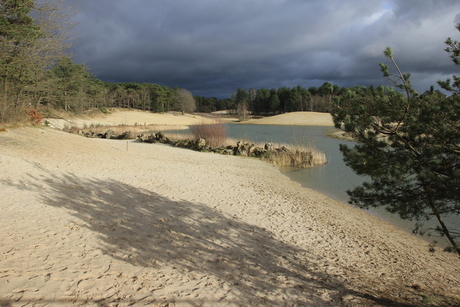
1,113,459,305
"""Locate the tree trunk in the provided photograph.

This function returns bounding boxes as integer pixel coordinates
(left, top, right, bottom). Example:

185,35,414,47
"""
423,183,460,256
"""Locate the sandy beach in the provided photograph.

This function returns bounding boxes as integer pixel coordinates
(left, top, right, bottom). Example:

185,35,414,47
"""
1,110,459,306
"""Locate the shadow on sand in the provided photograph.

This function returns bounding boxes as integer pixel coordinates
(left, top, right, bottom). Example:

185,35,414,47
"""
1,171,415,306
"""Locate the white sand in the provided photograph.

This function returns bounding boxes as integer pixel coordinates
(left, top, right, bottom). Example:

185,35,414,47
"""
0,111,459,306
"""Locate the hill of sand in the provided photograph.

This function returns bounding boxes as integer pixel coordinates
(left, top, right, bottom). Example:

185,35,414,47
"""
0,112,459,306
244,112,334,126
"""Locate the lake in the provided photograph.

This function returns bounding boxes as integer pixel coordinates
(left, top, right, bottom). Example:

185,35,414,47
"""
168,123,458,248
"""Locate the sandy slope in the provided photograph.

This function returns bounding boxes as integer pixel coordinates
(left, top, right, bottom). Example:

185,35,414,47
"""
244,111,334,126
0,114,459,306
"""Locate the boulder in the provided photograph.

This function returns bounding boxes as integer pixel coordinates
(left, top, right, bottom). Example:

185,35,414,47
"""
117,131,134,139
193,138,207,150
234,141,251,156
104,129,115,139
156,132,168,143
251,147,267,157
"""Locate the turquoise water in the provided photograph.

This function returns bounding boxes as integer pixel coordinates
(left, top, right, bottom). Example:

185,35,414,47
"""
167,123,459,248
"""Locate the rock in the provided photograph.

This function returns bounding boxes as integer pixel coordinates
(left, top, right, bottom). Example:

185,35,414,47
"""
265,143,274,151
251,147,267,157
137,134,146,142
156,132,167,142
104,129,115,139
248,144,256,156
117,131,134,139
137,133,157,143
194,138,207,150
234,141,253,156
175,139,194,148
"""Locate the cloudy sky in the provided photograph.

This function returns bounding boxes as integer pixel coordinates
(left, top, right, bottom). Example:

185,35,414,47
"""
64,0,460,98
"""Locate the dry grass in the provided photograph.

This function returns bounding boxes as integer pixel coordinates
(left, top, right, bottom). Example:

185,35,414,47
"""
264,145,327,168
163,131,194,141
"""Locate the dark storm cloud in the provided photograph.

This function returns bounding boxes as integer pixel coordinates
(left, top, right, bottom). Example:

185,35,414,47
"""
65,0,460,98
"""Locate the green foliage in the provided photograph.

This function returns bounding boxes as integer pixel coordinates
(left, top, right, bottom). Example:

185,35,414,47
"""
331,36,460,255
48,57,94,111
0,0,42,122
0,0,74,123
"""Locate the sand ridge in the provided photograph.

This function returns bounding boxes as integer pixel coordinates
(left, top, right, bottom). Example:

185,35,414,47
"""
0,114,459,306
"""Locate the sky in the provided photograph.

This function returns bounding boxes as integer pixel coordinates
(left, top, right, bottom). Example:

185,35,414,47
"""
64,0,460,98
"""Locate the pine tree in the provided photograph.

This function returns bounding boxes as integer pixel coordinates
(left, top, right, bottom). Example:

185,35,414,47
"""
0,0,75,122
0,0,42,121
331,30,460,255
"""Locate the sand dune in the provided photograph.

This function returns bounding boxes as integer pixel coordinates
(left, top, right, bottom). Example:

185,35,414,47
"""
0,114,459,306
45,109,334,130
244,111,334,126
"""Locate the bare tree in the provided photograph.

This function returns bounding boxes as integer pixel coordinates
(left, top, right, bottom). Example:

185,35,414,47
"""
173,88,196,114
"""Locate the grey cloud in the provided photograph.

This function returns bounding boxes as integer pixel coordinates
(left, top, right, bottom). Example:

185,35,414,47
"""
65,0,460,98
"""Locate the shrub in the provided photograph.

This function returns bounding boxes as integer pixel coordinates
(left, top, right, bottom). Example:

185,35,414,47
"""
25,107,43,125
190,120,228,147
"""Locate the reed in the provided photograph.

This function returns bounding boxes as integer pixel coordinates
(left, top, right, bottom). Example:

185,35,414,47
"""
263,144,327,168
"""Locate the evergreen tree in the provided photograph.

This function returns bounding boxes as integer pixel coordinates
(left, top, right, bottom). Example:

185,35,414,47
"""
49,57,92,111
331,40,460,255
0,0,42,122
269,90,280,114
0,0,74,122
